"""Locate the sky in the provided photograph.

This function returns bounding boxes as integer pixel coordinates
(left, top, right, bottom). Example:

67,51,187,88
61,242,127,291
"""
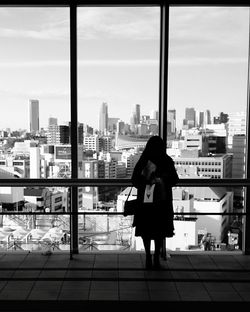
0,6,249,132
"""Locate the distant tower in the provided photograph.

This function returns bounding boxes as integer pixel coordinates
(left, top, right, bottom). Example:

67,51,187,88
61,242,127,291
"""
48,117,57,126
199,111,205,128
168,109,176,134
185,107,196,128
205,110,211,125
99,102,108,134
150,110,159,121
29,99,39,133
135,104,141,124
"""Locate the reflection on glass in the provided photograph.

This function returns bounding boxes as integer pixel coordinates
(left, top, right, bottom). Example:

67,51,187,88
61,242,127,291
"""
0,187,70,252
77,7,160,177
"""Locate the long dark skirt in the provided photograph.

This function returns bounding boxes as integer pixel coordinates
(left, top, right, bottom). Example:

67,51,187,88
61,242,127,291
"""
132,201,174,239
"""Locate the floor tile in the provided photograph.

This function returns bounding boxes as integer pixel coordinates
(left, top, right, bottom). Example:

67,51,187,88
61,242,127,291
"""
209,291,243,302
89,290,119,301
58,289,89,300
149,290,180,301
119,290,150,301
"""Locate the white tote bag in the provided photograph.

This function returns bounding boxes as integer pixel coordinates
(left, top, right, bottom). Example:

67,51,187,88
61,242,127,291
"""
143,184,155,203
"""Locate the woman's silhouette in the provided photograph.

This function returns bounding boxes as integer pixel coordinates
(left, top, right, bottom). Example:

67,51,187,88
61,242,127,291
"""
131,135,179,269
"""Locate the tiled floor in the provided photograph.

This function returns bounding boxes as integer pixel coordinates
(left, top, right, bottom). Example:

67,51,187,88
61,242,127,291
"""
0,251,250,311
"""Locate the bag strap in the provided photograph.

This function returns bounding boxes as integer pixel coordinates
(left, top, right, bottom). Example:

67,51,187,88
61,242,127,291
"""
125,186,133,201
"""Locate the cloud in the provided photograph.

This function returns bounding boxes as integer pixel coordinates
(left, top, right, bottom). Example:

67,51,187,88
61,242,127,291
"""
0,60,69,68
0,7,69,40
169,7,249,50
0,26,69,40
0,59,159,68
169,56,248,66
0,7,159,41
0,85,69,99
78,59,159,67
77,7,160,40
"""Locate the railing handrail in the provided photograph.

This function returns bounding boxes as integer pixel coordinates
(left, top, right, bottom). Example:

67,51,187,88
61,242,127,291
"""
0,178,249,186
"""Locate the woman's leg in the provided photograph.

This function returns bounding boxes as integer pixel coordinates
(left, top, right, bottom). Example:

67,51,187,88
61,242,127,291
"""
153,238,162,268
142,236,152,269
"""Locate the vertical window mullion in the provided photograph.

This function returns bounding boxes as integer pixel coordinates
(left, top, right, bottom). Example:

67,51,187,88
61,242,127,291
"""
159,3,169,144
70,3,78,254
243,8,250,255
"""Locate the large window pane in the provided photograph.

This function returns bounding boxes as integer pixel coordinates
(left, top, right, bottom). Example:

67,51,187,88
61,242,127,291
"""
168,6,249,176
77,6,160,179
0,7,70,179
168,7,249,246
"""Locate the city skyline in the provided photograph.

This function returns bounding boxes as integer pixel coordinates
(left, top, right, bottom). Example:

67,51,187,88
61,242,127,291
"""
0,6,249,131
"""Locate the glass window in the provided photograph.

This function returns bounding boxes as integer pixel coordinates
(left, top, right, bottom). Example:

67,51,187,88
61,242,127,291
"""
0,7,70,179
168,6,249,179
0,186,70,252
77,6,160,179
168,6,249,252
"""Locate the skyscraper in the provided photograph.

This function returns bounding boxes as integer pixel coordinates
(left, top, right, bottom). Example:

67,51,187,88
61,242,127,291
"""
168,109,176,134
29,99,39,133
205,110,211,125
135,104,141,125
99,102,108,134
48,117,58,126
184,107,196,129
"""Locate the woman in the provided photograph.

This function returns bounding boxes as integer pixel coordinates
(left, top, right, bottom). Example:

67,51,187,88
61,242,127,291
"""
131,135,179,269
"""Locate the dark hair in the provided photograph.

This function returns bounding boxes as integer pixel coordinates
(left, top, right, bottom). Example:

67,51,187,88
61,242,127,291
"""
142,136,166,165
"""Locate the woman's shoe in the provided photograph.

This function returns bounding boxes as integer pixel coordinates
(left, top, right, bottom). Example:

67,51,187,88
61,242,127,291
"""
145,254,152,270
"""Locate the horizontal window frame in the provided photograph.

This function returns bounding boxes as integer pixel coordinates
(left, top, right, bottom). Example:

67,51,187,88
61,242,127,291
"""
0,211,246,216
0,178,249,187
1,1,250,6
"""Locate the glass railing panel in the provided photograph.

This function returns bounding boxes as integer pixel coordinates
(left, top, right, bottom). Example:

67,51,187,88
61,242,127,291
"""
0,186,70,252
168,185,244,252
78,213,134,252
77,185,133,251
77,185,244,252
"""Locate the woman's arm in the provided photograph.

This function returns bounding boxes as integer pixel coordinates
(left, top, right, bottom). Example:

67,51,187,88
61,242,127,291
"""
131,156,147,188
156,157,179,187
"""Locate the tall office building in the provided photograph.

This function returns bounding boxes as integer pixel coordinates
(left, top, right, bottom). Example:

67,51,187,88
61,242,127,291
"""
184,107,196,129
99,102,108,134
134,104,141,125
168,109,176,134
47,124,70,144
199,110,211,128
150,110,159,121
227,111,246,150
29,99,39,133
30,145,40,178
206,110,211,125
199,111,205,128
48,117,58,126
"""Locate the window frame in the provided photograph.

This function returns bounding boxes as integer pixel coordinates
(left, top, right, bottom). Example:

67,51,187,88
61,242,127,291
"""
0,0,250,255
